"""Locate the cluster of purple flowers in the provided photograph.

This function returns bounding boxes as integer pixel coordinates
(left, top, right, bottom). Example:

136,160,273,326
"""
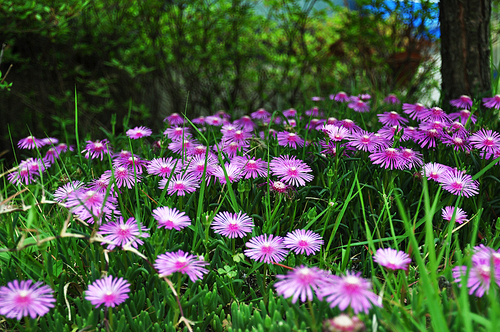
453,245,500,297
422,162,479,198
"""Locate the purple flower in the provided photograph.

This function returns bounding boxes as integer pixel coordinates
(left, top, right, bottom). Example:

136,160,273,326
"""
233,115,256,131
334,92,350,102
54,181,84,203
205,115,224,126
482,95,500,109
283,229,323,255
212,163,243,184
369,148,402,170
186,154,217,180
322,125,350,142
453,257,500,297
251,108,271,119
399,148,423,170
274,266,329,303
305,107,321,117
377,111,408,127
442,206,468,224
219,140,249,158
98,217,150,250
232,156,268,179
164,126,191,141
244,234,288,263
373,248,411,271
86,276,130,308
65,188,120,224
277,131,305,148
318,271,382,314
0,280,55,320
168,139,199,155
126,126,152,139
147,157,181,178
153,206,191,231
17,136,44,150
82,139,112,160
348,99,370,113
311,96,324,101
449,109,477,125
450,95,473,109
402,103,427,120
155,250,209,282
415,128,442,149
163,113,184,126
212,211,254,238
439,169,479,197
470,129,500,153
441,133,471,152
159,173,200,196
323,314,365,332
102,166,141,189
421,107,450,122
283,108,298,118
270,155,313,187
383,94,400,104
422,162,452,181
347,130,380,152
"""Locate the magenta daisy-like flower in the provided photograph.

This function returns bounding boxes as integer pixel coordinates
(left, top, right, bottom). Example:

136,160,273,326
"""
270,155,313,187
86,276,130,308
113,155,148,174
318,271,382,314
274,266,329,303
322,125,350,142
334,92,350,102
17,136,44,150
422,162,451,181
153,206,191,231
164,126,191,141
102,166,141,189
348,99,370,113
470,129,500,153
163,112,184,126
168,139,199,155
441,133,471,152
453,258,500,297
449,109,477,125
439,169,479,198
421,106,450,122
8,165,37,185
0,280,55,320
232,156,268,179
147,157,181,178
98,217,150,250
185,154,217,180
205,115,224,126
369,148,402,170
126,126,152,139
283,108,298,118
442,206,468,224
155,250,209,282
54,181,84,203
277,131,305,148
283,229,323,256
377,111,408,127
65,188,120,224
384,94,400,104
212,211,254,238
223,128,252,144
251,108,271,119
323,314,365,332
399,147,423,170
347,130,380,152
402,102,427,120
212,162,243,184
244,234,288,263
159,173,200,196
415,128,442,149
483,95,500,109
233,115,256,131
373,248,411,271
82,139,112,160
450,95,473,109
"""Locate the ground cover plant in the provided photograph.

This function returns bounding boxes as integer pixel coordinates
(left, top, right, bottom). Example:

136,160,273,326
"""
1,91,500,331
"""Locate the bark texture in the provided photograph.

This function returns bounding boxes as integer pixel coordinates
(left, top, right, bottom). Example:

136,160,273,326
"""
440,0,492,107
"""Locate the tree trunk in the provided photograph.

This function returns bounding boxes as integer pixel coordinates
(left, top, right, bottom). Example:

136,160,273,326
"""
440,0,492,108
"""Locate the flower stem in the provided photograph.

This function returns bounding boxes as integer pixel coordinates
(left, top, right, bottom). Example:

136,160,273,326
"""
308,300,317,332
